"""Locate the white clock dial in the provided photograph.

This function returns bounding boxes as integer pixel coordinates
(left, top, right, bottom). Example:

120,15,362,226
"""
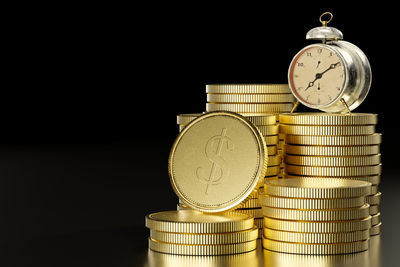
289,45,345,107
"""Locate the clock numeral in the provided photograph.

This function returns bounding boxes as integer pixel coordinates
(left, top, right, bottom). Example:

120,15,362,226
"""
328,95,332,100
318,48,322,54
297,62,304,67
306,95,310,101
297,86,302,90
306,52,312,57
329,52,333,57
318,98,321,104
294,74,299,78
336,87,341,91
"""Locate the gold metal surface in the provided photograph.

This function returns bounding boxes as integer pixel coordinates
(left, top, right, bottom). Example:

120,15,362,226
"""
284,133,382,146
370,222,382,236
206,103,294,113
279,113,378,125
265,166,281,176
177,113,203,125
284,144,380,156
284,154,381,167
371,212,381,226
263,216,372,233
264,135,280,145
169,112,268,212
207,93,295,103
267,154,281,166
206,84,291,94
280,124,376,135
145,210,254,233
284,174,381,185
369,204,380,215
261,204,370,221
259,194,366,209
149,238,257,255
150,226,258,245
285,164,382,177
267,145,278,156
262,238,369,255
241,198,262,209
366,192,382,206
263,228,370,243
264,178,372,199
257,125,279,135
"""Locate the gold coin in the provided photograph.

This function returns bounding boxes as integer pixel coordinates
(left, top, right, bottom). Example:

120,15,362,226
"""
284,134,382,146
177,113,203,125
285,164,382,177
149,238,257,255
279,113,378,125
254,218,264,229
284,144,380,156
267,154,281,166
263,228,370,244
261,204,370,221
264,178,372,199
206,84,291,94
369,204,379,215
371,185,378,195
240,198,261,209
284,174,381,185
284,154,381,167
267,145,277,156
264,135,279,145
371,212,381,226
366,192,382,205
206,103,294,113
145,210,254,233
207,93,295,103
244,114,277,125
235,208,263,218
264,176,280,182
169,112,268,212
266,166,281,176
259,194,366,209
263,216,372,233
262,238,369,255
370,222,382,236
150,226,258,245
280,124,376,136
257,125,279,135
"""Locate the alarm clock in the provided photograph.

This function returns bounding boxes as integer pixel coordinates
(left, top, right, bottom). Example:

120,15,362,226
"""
288,12,371,113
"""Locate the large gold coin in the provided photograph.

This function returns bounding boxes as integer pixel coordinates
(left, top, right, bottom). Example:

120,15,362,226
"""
284,174,381,185
206,103,294,113
284,154,381,167
263,228,370,244
371,212,381,226
206,84,291,94
169,112,268,212
279,113,378,125
145,210,254,233
262,238,369,255
150,226,258,245
369,204,379,215
284,144,380,156
370,222,382,236
285,164,382,177
259,194,365,209
284,134,382,146
263,216,372,233
280,124,376,135
261,204,370,221
366,192,382,205
207,93,295,103
149,238,257,255
257,125,279,135
264,178,371,199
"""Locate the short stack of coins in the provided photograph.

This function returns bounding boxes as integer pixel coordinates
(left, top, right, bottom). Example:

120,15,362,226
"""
206,84,296,179
279,113,382,236
145,210,258,255
176,113,279,238
259,178,372,255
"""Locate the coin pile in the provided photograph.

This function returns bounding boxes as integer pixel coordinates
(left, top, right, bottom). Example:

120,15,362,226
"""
259,178,372,255
176,112,279,238
279,113,382,236
145,210,258,255
206,84,295,178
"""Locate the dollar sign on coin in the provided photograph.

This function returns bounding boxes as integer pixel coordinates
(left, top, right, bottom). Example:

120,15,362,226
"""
196,128,234,195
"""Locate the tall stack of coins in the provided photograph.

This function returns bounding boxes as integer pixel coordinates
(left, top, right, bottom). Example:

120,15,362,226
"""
279,113,382,236
206,84,296,179
146,210,258,255
259,178,372,255
176,113,278,238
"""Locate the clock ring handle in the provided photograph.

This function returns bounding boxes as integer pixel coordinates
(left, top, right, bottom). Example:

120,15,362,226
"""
319,12,333,26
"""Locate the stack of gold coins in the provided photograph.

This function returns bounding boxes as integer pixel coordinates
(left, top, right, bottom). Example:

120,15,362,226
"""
146,210,258,255
176,113,279,238
205,84,296,179
259,178,372,255
279,113,382,236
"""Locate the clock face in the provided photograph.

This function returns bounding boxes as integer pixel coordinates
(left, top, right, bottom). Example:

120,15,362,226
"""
289,45,346,107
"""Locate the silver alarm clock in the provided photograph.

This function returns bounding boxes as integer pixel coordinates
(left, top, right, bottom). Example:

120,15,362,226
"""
288,12,372,113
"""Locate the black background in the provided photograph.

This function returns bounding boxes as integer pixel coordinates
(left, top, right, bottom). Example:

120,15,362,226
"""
3,5,399,266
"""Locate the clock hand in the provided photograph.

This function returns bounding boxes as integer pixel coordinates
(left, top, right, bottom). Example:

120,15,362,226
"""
304,62,340,91
318,83,320,90
316,61,321,69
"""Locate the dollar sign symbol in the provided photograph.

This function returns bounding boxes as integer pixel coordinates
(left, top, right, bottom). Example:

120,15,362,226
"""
196,128,234,195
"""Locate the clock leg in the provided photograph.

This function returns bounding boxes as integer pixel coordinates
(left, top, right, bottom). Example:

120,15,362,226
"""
340,98,352,114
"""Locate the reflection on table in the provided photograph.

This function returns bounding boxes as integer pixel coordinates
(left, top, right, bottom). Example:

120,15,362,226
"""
145,235,381,267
